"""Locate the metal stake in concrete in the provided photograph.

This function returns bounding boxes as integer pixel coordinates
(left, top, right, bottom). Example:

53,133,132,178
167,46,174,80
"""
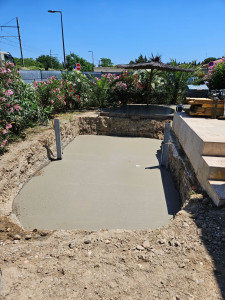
54,119,62,160
161,122,171,167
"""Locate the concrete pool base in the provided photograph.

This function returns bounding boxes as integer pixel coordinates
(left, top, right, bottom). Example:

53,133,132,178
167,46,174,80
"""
13,136,180,230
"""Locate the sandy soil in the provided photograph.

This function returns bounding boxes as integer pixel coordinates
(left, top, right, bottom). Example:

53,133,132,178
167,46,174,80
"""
0,113,225,299
0,197,225,300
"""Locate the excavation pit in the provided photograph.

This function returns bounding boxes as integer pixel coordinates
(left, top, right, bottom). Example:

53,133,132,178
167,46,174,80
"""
13,135,180,230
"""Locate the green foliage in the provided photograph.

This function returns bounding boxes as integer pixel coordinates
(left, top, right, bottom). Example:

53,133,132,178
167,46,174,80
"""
100,58,114,67
208,61,225,90
36,55,62,70
14,57,44,69
135,70,170,104
129,54,149,64
62,70,94,107
107,72,143,106
201,57,217,65
0,62,41,153
65,53,93,71
129,53,162,64
160,60,194,104
92,76,111,107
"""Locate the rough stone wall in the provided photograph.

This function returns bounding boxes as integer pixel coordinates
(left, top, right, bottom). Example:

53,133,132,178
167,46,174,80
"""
0,114,171,218
78,116,171,139
167,130,203,204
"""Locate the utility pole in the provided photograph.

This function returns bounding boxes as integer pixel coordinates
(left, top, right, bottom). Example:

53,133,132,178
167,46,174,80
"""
16,17,24,67
97,59,101,67
0,17,24,67
50,49,52,68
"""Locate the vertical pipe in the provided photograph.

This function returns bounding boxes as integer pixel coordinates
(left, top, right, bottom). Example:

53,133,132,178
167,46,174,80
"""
16,17,24,67
92,51,94,66
147,69,153,106
54,119,62,160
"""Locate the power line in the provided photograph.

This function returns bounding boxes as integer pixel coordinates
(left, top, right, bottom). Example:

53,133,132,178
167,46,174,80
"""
0,40,20,49
2,18,16,26
0,17,24,66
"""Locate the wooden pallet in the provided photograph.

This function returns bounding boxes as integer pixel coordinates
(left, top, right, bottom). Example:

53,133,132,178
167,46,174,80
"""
186,97,225,117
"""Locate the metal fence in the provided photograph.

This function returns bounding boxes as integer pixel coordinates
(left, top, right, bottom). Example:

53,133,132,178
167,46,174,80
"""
19,70,122,84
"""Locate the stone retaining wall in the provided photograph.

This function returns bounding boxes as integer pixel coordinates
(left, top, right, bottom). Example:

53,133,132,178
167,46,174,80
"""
168,130,203,204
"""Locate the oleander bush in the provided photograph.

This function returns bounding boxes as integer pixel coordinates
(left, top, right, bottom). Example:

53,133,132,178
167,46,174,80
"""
208,60,225,90
0,62,40,153
0,61,193,154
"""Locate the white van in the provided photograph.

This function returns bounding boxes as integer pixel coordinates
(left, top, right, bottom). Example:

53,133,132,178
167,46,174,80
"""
0,51,14,66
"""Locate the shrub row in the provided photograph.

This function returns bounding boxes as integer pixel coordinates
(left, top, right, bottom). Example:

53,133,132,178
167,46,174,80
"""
1,62,194,153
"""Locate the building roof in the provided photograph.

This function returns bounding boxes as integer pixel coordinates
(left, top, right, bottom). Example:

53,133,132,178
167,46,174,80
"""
116,62,195,72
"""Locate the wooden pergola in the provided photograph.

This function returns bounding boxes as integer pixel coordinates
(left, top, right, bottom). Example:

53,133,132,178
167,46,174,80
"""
116,62,195,105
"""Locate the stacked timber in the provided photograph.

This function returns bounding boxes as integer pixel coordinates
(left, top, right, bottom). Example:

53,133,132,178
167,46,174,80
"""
186,97,225,117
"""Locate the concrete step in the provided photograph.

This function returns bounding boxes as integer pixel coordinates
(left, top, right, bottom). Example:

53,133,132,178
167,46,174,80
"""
173,113,225,158
203,142,225,157
208,180,225,206
202,156,225,180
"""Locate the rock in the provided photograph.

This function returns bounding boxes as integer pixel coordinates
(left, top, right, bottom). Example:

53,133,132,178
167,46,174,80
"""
174,241,181,247
13,234,21,240
202,198,210,205
158,239,166,244
177,210,191,218
84,239,91,244
179,263,185,268
136,245,145,251
142,240,150,248
105,239,111,244
25,234,32,240
69,239,76,249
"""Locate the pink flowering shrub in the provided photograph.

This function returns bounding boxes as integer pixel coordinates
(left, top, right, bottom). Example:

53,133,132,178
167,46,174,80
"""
107,71,143,105
206,59,225,90
0,62,39,153
35,76,81,113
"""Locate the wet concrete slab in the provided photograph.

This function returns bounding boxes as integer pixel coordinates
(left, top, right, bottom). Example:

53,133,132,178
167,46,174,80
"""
13,136,180,230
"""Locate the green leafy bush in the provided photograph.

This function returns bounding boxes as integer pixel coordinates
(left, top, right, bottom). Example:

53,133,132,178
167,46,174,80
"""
107,72,143,106
62,71,94,107
0,62,40,153
208,61,225,90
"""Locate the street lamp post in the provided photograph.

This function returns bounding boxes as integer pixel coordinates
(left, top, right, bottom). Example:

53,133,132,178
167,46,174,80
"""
48,10,66,68
88,50,94,67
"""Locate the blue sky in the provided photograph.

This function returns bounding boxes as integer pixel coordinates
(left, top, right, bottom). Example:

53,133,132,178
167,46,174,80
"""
0,0,225,65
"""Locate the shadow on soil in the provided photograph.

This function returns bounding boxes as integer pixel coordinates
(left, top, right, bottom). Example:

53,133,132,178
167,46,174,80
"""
147,146,225,298
145,149,181,216
185,198,225,299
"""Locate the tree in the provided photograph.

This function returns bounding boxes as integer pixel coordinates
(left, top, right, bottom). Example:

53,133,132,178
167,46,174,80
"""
65,53,93,71
161,60,194,104
129,54,148,64
201,57,217,65
36,55,62,70
14,57,44,69
100,58,114,67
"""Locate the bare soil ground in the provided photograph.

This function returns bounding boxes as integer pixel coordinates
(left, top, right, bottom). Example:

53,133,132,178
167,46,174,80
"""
1,197,225,300
0,113,225,299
